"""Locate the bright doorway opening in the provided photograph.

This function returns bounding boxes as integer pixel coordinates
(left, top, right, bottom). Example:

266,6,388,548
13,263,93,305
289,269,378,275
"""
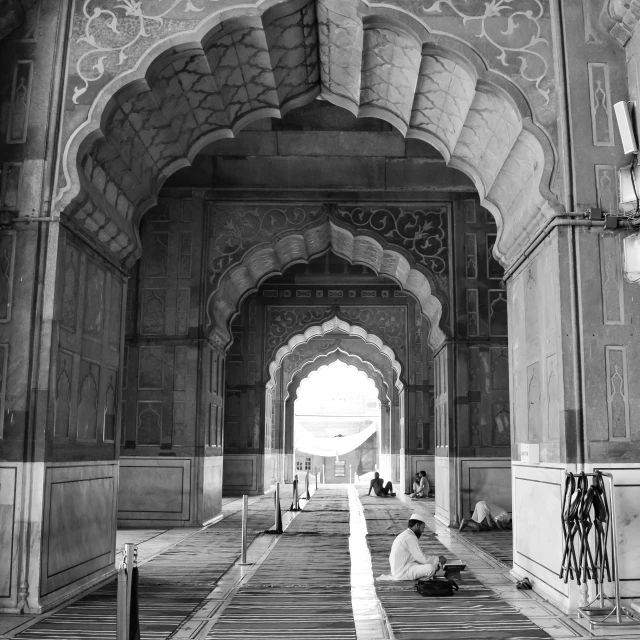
294,361,381,483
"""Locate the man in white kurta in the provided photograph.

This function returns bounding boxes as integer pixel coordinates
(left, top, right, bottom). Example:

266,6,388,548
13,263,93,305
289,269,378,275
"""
378,513,446,581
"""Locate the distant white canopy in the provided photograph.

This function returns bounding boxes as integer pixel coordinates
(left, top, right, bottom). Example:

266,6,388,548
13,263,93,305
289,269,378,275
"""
295,423,378,457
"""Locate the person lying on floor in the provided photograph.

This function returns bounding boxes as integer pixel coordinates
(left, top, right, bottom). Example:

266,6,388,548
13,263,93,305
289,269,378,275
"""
376,513,447,581
410,470,430,499
368,471,396,497
458,500,512,532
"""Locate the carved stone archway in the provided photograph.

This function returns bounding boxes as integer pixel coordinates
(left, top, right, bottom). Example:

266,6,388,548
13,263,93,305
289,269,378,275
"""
266,316,405,394
56,0,560,343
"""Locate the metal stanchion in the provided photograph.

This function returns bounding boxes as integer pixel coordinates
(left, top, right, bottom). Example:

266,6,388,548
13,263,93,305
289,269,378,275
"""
315,467,318,490
304,470,311,499
322,464,325,484
349,465,352,484
291,476,300,511
274,482,283,533
117,543,137,640
238,495,252,565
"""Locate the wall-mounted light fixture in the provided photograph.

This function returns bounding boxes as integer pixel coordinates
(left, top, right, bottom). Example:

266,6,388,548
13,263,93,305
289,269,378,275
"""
614,101,640,282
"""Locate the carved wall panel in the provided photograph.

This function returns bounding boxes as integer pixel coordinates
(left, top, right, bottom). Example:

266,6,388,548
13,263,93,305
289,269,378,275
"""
77,359,99,440
137,402,162,445
466,289,479,337
527,362,542,442
599,234,625,325
141,290,167,335
53,233,124,455
0,163,22,210
492,403,510,447
83,261,105,341
123,198,204,453
489,290,508,337
491,348,509,391
464,233,477,279
588,63,614,146
7,61,33,144
138,347,164,390
546,354,559,441
104,370,118,442
605,346,630,440
595,165,619,215
55,350,73,439
0,232,16,323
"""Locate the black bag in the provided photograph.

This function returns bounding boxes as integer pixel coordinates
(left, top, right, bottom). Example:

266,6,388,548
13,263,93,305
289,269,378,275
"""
415,577,459,597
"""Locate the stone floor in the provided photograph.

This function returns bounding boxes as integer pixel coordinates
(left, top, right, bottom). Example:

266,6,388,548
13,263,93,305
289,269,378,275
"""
0,486,638,639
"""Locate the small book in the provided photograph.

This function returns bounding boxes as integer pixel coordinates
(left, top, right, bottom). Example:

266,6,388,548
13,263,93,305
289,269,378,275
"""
443,563,466,571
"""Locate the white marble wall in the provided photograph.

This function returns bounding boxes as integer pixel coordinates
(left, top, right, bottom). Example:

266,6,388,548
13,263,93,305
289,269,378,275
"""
585,463,640,600
460,458,511,519
118,458,191,525
202,456,223,524
511,462,573,611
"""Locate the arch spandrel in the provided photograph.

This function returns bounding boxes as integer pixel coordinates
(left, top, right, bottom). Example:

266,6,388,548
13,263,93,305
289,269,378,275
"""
57,0,562,274
206,207,445,351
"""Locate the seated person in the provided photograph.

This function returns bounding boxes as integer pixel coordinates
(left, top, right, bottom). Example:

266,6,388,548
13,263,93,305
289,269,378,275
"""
459,500,512,532
410,471,430,499
405,472,421,495
368,471,396,497
377,513,447,581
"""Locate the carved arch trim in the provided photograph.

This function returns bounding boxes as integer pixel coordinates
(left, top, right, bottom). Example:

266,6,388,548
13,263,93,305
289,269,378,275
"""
57,0,561,279
287,349,390,404
266,316,404,395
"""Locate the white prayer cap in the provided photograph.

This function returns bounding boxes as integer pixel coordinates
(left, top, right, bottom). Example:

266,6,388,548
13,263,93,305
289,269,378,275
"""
409,513,426,523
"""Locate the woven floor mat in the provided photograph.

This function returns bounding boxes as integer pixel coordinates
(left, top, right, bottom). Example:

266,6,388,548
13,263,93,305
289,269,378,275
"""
15,492,283,640
207,588,356,639
458,529,514,566
361,500,552,639
15,581,210,640
207,486,356,639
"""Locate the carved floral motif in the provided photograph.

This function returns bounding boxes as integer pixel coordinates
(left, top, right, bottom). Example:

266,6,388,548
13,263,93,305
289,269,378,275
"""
264,305,407,367
334,205,449,287
209,205,326,291
72,0,206,104
424,0,551,103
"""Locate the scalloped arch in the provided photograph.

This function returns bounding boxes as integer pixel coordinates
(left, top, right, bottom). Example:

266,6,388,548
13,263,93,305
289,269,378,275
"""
209,219,446,351
288,349,389,404
266,316,404,395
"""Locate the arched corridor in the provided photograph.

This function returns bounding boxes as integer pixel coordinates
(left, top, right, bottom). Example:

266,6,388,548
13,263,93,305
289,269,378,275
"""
2,0,640,631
